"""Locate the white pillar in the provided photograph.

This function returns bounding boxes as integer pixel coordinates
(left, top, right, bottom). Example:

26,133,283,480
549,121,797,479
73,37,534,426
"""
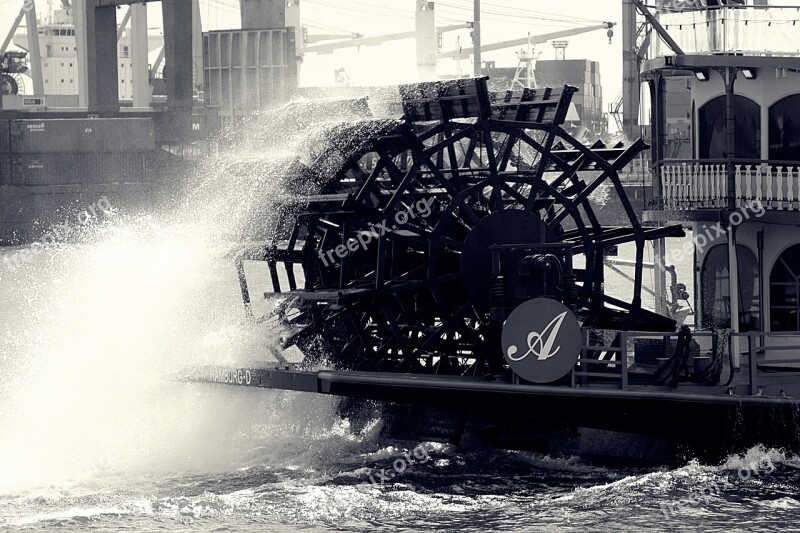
728,225,741,368
416,0,436,80
286,0,302,84
74,0,89,109
130,4,152,108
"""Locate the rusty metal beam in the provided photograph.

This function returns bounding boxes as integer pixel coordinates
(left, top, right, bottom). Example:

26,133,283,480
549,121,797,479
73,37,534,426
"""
161,0,193,110
85,0,119,113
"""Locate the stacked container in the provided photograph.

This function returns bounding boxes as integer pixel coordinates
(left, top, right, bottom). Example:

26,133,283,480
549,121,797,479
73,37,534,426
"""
0,117,158,243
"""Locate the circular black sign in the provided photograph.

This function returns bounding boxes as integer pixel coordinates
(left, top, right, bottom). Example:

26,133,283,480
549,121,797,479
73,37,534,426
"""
501,298,582,383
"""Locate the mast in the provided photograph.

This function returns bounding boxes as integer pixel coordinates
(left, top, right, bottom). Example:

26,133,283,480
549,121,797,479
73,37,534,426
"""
473,0,481,75
622,0,639,139
24,2,45,95
415,1,436,80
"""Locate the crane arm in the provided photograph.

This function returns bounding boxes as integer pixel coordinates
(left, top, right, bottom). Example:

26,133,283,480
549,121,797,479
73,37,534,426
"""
117,7,131,40
302,24,472,54
305,33,363,44
0,7,26,55
436,23,473,34
438,22,614,60
303,30,414,53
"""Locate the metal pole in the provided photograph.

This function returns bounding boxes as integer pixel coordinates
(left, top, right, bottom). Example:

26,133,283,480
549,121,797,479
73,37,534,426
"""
729,224,741,369
721,67,741,368
473,0,481,76
24,4,45,95
651,72,669,317
725,67,738,211
622,0,640,139
0,8,26,55
74,0,88,108
757,229,764,334
415,0,436,80
192,0,203,89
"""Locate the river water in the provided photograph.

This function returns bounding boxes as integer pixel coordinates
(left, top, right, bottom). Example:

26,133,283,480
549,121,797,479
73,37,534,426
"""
1,111,799,532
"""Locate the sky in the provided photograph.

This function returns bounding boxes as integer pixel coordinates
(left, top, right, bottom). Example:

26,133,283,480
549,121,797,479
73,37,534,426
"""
294,0,622,94
0,0,624,106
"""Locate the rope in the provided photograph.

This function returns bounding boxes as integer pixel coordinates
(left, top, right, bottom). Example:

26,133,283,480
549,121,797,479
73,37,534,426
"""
720,328,735,387
654,326,731,387
654,325,693,388
691,328,725,386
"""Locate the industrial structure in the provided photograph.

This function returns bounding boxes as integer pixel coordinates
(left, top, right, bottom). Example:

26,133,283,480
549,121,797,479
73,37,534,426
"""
0,0,203,242
0,0,623,243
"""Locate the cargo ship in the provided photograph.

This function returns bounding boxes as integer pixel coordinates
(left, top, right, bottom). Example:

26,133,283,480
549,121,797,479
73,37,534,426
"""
0,2,182,244
0,0,295,244
185,3,800,463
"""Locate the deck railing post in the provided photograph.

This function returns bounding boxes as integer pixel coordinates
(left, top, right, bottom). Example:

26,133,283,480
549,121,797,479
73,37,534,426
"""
620,331,629,390
748,331,757,395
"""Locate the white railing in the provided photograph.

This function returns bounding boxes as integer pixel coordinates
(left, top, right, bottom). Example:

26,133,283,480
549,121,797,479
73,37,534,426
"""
660,161,727,209
660,161,800,211
652,6,800,57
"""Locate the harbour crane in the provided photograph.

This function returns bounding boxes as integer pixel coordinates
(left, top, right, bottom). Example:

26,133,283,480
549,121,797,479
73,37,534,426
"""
437,22,615,61
295,1,614,80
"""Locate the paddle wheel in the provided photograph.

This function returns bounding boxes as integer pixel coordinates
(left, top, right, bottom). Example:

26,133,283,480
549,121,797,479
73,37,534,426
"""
236,77,683,377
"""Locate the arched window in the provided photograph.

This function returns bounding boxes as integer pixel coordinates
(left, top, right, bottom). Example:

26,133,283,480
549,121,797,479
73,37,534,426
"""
768,94,800,161
698,95,761,159
770,244,800,332
701,244,760,331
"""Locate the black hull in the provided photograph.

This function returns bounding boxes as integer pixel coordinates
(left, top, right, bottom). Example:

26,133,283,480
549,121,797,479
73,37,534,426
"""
186,367,800,463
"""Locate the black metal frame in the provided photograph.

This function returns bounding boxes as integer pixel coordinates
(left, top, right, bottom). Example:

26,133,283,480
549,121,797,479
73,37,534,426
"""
235,77,683,374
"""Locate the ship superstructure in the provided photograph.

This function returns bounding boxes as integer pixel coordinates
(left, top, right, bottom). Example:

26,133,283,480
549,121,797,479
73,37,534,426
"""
644,3,800,378
13,5,161,100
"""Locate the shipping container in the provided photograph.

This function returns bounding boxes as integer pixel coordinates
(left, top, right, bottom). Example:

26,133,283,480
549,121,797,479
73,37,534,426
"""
0,120,9,154
0,182,154,243
0,118,155,154
0,152,150,186
204,28,298,118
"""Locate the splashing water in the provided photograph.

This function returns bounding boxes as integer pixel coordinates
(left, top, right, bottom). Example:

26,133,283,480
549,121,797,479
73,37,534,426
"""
1,97,800,531
0,100,386,492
